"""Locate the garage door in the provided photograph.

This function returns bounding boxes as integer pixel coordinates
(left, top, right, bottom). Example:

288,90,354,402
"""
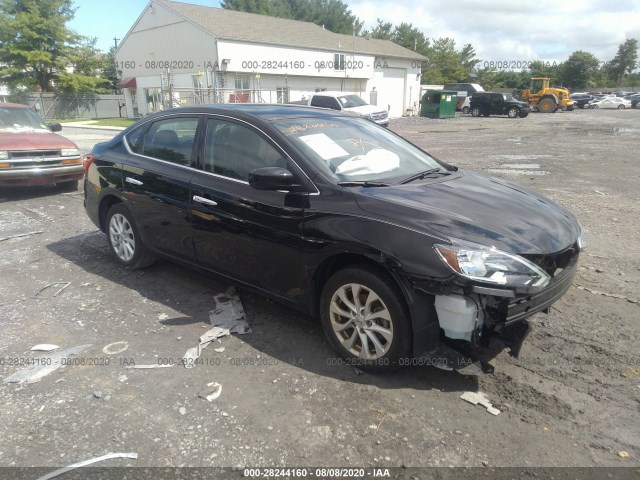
378,68,406,118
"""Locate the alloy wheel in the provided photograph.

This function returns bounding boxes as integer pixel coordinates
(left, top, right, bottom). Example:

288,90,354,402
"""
329,283,393,360
109,213,135,262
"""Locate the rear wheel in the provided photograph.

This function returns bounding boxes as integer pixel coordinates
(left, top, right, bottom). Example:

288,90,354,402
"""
538,98,556,113
462,106,470,114
507,107,519,118
471,106,482,117
519,112,529,118
320,265,412,372
592,104,599,109
618,104,625,109
106,204,156,269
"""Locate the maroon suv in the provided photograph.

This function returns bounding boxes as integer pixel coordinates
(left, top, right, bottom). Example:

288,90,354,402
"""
0,103,83,188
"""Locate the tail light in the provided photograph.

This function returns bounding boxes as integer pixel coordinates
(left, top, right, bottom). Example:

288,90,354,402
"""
83,154,96,174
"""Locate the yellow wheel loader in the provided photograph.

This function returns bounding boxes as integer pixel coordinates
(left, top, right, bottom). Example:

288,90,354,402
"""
519,77,574,113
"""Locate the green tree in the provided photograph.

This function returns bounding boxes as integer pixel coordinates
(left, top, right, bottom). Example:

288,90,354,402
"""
0,0,81,91
606,39,639,85
422,38,479,84
557,50,601,90
221,0,363,34
364,19,393,40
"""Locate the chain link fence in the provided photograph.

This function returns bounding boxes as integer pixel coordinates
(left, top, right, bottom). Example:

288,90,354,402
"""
17,93,126,120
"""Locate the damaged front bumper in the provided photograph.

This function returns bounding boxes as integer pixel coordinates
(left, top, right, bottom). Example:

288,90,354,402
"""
417,247,579,374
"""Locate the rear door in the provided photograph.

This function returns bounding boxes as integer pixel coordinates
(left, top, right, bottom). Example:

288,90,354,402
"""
121,115,201,261
190,116,308,300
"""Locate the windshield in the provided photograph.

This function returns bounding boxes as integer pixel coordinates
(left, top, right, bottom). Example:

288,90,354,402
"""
337,95,368,108
274,116,443,183
0,107,50,132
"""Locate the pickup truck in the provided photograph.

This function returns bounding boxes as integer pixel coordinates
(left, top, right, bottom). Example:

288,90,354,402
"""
299,92,389,127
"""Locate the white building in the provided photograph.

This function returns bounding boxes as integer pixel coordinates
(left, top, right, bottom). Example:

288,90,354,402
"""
115,0,426,118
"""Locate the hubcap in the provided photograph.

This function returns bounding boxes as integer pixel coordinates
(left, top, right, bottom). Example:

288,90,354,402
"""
109,213,135,262
329,283,393,360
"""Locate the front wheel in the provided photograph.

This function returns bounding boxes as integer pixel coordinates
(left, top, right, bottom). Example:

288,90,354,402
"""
592,104,599,109
507,107,519,118
320,266,412,372
471,107,482,117
519,112,529,118
106,204,156,269
538,98,556,113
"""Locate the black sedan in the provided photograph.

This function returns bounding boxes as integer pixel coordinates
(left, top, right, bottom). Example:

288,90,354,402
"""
569,93,594,109
83,105,585,373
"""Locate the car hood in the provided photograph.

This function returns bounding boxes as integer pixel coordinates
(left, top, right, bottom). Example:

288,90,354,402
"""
345,104,387,115
0,130,77,150
352,169,580,254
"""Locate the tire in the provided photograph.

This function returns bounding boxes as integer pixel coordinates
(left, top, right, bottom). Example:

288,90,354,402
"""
507,107,519,118
618,104,625,109
519,112,529,118
106,203,156,269
538,98,556,113
462,106,470,114
320,265,412,372
592,104,599,109
483,113,490,117
471,107,482,117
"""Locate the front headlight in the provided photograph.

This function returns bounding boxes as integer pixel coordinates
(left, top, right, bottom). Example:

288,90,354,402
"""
434,239,550,289
61,148,79,157
577,228,587,251
0,151,8,160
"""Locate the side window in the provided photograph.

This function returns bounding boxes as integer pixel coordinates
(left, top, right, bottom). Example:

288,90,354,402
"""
125,124,147,154
202,119,288,182
140,117,199,166
310,96,327,108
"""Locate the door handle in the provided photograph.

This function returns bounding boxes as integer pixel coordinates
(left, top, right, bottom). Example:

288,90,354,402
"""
193,195,218,206
125,176,143,186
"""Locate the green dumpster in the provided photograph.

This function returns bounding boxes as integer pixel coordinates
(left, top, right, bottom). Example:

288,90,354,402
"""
420,90,458,118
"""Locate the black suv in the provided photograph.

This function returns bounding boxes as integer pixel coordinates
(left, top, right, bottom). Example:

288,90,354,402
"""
569,93,594,109
470,92,530,118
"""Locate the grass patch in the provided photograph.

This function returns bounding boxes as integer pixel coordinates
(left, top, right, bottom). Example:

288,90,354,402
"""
89,118,139,127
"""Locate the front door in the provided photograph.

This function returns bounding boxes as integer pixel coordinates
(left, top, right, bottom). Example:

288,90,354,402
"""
190,117,307,300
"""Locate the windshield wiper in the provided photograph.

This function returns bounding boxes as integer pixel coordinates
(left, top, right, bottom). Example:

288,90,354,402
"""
399,168,453,185
337,180,390,187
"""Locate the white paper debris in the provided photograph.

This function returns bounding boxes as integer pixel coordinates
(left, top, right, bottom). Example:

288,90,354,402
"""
4,344,92,384
198,382,222,402
214,347,225,353
31,344,59,352
182,345,202,369
35,452,138,480
126,364,173,370
179,288,250,368
460,391,501,416
335,149,400,175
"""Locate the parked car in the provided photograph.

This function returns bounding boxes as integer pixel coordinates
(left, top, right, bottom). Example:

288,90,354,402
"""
0,103,82,188
443,83,485,111
84,104,584,373
569,93,594,109
588,97,632,109
623,94,640,108
305,92,389,127
470,92,531,118
461,96,471,114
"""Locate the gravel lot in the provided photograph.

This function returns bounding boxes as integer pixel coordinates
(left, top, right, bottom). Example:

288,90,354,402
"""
0,109,638,473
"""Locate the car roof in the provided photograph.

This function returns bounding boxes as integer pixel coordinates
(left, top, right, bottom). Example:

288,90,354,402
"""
138,103,356,123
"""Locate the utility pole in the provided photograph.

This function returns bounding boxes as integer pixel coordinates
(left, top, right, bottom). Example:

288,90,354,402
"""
113,37,120,49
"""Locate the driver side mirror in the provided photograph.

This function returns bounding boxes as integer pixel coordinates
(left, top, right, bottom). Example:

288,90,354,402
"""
249,167,294,191
49,123,62,132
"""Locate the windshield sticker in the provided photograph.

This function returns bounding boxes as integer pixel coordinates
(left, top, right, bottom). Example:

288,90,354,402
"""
286,122,339,135
298,133,349,160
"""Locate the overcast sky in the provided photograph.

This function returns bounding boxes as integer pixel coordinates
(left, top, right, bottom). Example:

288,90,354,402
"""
71,0,640,66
